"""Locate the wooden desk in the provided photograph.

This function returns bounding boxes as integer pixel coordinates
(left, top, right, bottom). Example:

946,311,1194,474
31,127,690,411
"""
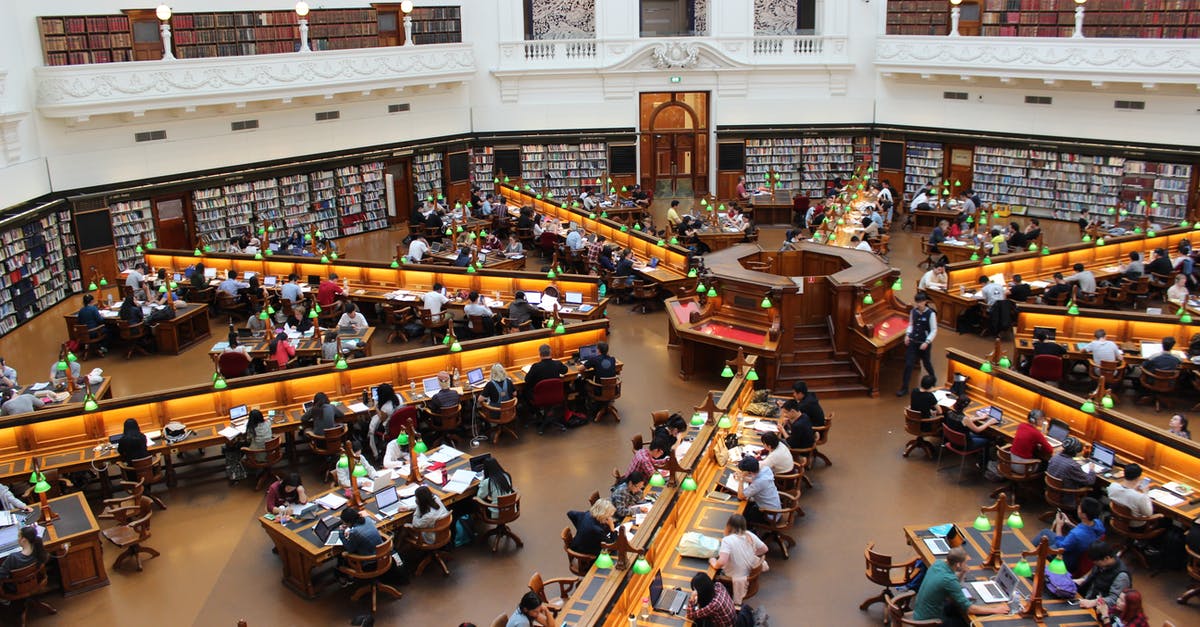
420,248,527,271
259,444,479,598
1011,304,1198,370
903,521,1097,626
695,228,747,252
911,208,963,234
38,491,109,596
209,327,375,362
945,349,1200,523
15,377,113,409
63,303,211,356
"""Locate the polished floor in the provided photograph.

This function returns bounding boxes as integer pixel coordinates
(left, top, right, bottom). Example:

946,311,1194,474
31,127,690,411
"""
1,213,1196,626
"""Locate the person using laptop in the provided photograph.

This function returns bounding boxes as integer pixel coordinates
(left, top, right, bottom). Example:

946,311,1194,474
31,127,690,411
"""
0,482,31,513
335,508,383,586
407,235,430,263
1142,336,1182,374
429,371,460,410
911,547,1008,624
188,261,209,290
0,526,47,582
1031,496,1105,573
243,409,273,464
218,270,248,302
909,374,939,419
316,273,344,308
506,590,559,627
522,344,568,405
265,473,308,515
505,291,539,330
1011,409,1054,464
736,457,780,526
1079,329,1122,369
115,418,150,464
684,572,736,627
1047,437,1096,506
422,283,452,323
280,273,303,304
1076,542,1131,610
462,291,497,336
481,363,516,408
943,397,998,466
303,392,344,436
246,306,267,336
709,514,768,605
1106,463,1154,528
477,457,514,519
409,486,449,545
336,302,369,332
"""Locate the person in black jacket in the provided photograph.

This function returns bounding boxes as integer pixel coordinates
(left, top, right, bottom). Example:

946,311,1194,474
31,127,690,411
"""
118,293,144,324
523,344,568,433
1042,272,1072,305
909,375,938,418
1008,275,1032,303
116,418,149,463
303,392,344,436
76,294,110,353
786,380,826,427
566,498,617,557
1147,248,1174,277
780,399,814,450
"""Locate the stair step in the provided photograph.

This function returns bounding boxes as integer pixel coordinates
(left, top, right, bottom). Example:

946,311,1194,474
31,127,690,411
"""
790,349,835,360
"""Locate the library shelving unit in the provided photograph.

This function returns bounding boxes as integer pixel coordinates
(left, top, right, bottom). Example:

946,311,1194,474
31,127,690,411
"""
110,199,155,269
744,138,804,197
1122,161,1194,220
887,0,1200,38
904,141,945,193
972,145,1032,212
350,161,388,235
305,8,378,51
38,15,133,66
409,6,464,44
470,147,495,189
884,0,949,36
800,136,858,197
335,165,365,236
576,143,609,197
307,170,341,236
543,144,577,200
413,153,444,204
854,136,879,172
1050,153,1124,220
192,186,229,246
520,145,549,194
250,178,282,226
0,209,80,337
278,174,312,233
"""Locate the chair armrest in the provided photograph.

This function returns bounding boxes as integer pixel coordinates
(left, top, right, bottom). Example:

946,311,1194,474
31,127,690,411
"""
544,577,580,598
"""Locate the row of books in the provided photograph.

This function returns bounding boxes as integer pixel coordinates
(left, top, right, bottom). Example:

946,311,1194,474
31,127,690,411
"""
0,210,81,339
520,144,610,199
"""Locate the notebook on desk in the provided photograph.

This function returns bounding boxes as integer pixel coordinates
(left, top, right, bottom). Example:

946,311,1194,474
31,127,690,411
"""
649,571,689,615
968,564,1018,604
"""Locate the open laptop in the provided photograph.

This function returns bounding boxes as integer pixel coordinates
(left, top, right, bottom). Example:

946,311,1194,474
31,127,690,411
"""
1082,442,1116,474
230,404,249,424
986,406,1003,426
172,273,182,283
302,401,314,415
373,485,403,518
523,291,543,305
578,344,600,362
968,563,1019,604
1032,326,1057,341
922,525,960,556
421,376,442,397
0,525,21,558
466,367,486,388
649,571,689,615
1046,419,1070,449
564,291,583,305
469,453,493,473
236,328,256,338
263,276,278,287
647,257,660,269
307,274,321,287
312,516,343,547
204,267,218,279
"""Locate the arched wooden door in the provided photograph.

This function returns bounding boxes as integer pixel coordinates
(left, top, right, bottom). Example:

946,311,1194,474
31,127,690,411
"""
640,92,709,198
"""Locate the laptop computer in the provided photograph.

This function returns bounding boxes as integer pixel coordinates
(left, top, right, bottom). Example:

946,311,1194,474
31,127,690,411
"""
649,571,689,615
172,273,182,283
564,291,583,305
263,276,278,287
647,257,660,269
1082,442,1116,474
986,406,1003,425
968,563,1018,604
302,401,314,415
469,453,493,473
578,344,600,362
204,267,218,279
230,404,249,423
466,367,486,388
1032,326,1057,341
922,525,960,556
0,525,20,558
307,274,321,286
373,485,403,517
421,376,442,397
236,328,255,338
1046,419,1070,448
312,516,343,547
523,291,543,305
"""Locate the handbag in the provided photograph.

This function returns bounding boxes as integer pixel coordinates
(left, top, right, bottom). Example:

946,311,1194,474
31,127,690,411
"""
1045,570,1077,598
163,421,192,444
676,531,720,559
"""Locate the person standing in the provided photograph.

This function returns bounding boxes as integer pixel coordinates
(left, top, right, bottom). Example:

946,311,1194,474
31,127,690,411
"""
897,292,937,396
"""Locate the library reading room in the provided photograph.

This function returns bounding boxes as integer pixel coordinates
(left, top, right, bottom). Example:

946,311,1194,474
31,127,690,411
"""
1,1,1200,626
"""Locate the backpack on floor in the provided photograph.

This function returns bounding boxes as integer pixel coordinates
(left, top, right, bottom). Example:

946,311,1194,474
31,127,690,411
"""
564,410,589,429
733,604,769,627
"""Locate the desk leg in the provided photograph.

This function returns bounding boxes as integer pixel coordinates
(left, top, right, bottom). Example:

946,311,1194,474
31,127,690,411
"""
163,448,179,487
285,431,298,465
678,342,695,380
57,530,109,596
267,534,321,598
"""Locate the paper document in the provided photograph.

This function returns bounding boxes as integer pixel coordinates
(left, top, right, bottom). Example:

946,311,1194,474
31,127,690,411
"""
218,426,242,441
1148,488,1184,507
1163,481,1194,496
428,446,466,464
211,342,230,351
723,473,741,493
752,420,779,433
933,389,957,408
397,483,419,498
28,382,49,392
521,364,532,374
425,469,444,485
346,402,370,414
1027,280,1049,289
1140,342,1163,359
675,440,693,459
315,493,348,510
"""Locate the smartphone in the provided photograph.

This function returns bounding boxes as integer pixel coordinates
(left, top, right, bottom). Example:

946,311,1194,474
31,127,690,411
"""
1138,477,1151,490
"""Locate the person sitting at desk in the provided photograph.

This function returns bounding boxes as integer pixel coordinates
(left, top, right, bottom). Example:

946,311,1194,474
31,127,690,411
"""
303,392,344,436
860,216,880,240
286,303,314,335
241,409,273,464
1042,272,1072,304
709,513,768,606
685,572,736,627
424,208,445,233
504,235,524,257
666,200,682,231
0,482,29,513
918,263,948,292
0,389,43,417
943,396,997,466
909,374,938,418
610,471,650,519
265,473,308,514
625,436,669,479
430,371,461,410
506,291,539,329
334,440,385,489
422,283,452,323
565,225,583,251
1007,222,1029,251
125,262,151,302
735,175,750,203
507,590,560,627
218,270,248,302
338,507,383,564
452,245,473,267
1065,263,1098,298
1169,414,1191,439
581,341,617,382
652,413,689,454
788,380,825,428
407,234,430,263
597,246,617,275
1031,496,1105,574
516,207,534,232
1008,274,1032,303
531,214,546,240
1167,273,1190,306
1079,329,1122,368
1147,248,1173,277
0,358,15,390
1142,336,1182,374
246,307,267,336
759,432,793,477
1119,252,1144,282
735,457,780,525
1093,587,1147,627
910,547,1008,624
482,363,516,407
118,292,144,324
0,526,48,584
336,302,369,332
780,399,814,451
1024,218,1042,244
462,292,496,335
909,187,932,212
522,344,568,403
115,417,149,464
988,228,1008,254
50,356,81,382
280,273,303,305
189,262,209,290
1006,411,1050,467
1106,463,1153,527
567,498,616,558
267,332,296,370
76,294,109,355
850,235,872,252
1047,437,1096,503
977,275,1004,308
410,485,449,544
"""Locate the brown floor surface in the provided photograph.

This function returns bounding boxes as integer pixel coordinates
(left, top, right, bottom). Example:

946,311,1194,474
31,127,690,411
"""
1,216,1195,626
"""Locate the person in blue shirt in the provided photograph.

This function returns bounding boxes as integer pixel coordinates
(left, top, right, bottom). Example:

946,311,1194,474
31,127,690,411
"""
76,294,109,354
336,508,385,587
280,273,303,305
1031,496,1105,573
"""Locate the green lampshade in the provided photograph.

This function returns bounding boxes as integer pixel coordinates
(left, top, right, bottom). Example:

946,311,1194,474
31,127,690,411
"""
970,252,979,261
466,265,476,274
982,256,992,265
468,231,477,240
634,223,642,231
314,304,322,313
169,281,178,290
213,375,228,390
400,256,408,265
1080,400,1096,414
687,268,697,278
554,323,565,334
1028,242,1038,251
536,194,543,200
690,413,705,426
336,455,350,469
1048,557,1069,575
966,215,974,224
396,432,410,446
695,281,706,293
99,277,108,286
1181,220,1191,228
321,254,330,263
680,475,697,491
1082,234,1091,243
265,249,273,256
547,269,556,279
391,259,400,268
308,309,318,319
352,465,368,478
334,355,348,370
973,513,992,531
1006,512,1024,529
442,334,451,345
1067,303,1080,315
493,177,499,184
56,360,68,371
717,415,733,429
657,239,666,247
204,244,213,252
700,198,708,206
863,294,874,305
1042,246,1051,255
304,233,313,242
1182,313,1194,324
670,237,680,245
1133,227,1142,234
1108,207,1117,215
1147,230,1156,238
445,228,453,236
980,361,993,373
1101,395,1114,409
979,218,988,226
135,244,144,254
29,471,44,484
88,281,98,291
67,352,77,362
588,213,597,219
998,356,1011,368
1013,559,1032,577
330,252,339,260
720,365,734,378
760,297,771,308
595,551,614,569
450,340,463,351
746,368,759,382
836,218,844,225
258,228,266,236
159,285,167,293
648,473,666,487
620,226,628,232
413,439,428,454
268,225,276,232
706,287,717,298
33,480,51,494
891,278,902,291
258,310,269,320
1095,237,1105,246
83,396,98,411
503,176,510,184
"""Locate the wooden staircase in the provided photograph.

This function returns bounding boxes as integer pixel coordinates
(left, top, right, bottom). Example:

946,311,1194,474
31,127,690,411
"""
773,323,870,398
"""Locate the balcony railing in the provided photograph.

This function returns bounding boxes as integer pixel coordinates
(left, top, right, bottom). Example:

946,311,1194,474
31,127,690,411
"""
35,44,476,120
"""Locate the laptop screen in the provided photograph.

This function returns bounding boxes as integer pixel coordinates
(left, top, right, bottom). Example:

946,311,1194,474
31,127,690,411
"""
523,291,543,305
264,276,278,287
1047,420,1070,442
422,376,442,397
469,453,493,472
648,570,664,606
466,368,484,386
204,268,218,279
172,273,182,282
987,406,1002,422
564,291,583,305
302,401,314,414
313,517,333,543
307,275,321,286
1090,442,1116,466
230,404,249,421
373,485,399,510
578,344,599,361
1033,326,1057,341
648,257,660,269
0,525,19,549
995,564,1018,596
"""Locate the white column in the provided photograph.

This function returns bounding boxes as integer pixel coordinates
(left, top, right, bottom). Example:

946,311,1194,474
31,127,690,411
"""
596,0,638,40
710,0,754,39
496,0,526,41
708,95,718,196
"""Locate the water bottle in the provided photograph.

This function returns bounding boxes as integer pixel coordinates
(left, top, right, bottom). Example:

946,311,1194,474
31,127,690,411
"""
410,380,417,398
361,389,369,406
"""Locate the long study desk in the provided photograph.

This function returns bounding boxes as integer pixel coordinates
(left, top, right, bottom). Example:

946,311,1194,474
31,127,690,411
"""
903,521,1097,626
34,492,109,596
945,349,1200,523
1010,305,1199,370
0,321,610,493
209,327,376,362
63,302,212,355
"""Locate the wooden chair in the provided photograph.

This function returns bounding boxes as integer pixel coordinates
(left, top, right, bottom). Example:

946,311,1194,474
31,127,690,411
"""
988,445,1043,503
115,320,152,359
474,492,523,553
716,562,764,604
479,397,519,444
936,423,986,482
650,410,671,428
0,560,57,625
317,299,343,329
917,237,936,269
214,291,249,321
748,491,801,559
560,527,596,577
419,307,450,345
1179,545,1200,605
859,541,921,611
902,407,941,459
1108,501,1166,572
810,411,834,468
773,461,806,506
70,323,106,361
489,614,509,627
1126,276,1151,308
1076,291,1103,308
338,536,402,614
217,351,253,379
404,514,453,576
424,402,465,448
1104,284,1131,309
465,314,490,339
241,436,284,491
101,495,159,571
1028,354,1066,384
586,376,622,423
530,378,568,434
383,303,417,344
500,317,532,335
528,571,579,616
1042,474,1092,522
1042,290,1070,306
98,479,145,520
1148,272,1173,302
1088,359,1127,395
116,455,168,510
1137,367,1179,412
884,590,940,626
305,423,348,472
188,286,215,308
629,280,659,314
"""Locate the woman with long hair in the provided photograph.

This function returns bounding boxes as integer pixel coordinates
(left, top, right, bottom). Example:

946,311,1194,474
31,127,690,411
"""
268,331,295,369
0,526,49,588
368,383,402,459
411,485,449,544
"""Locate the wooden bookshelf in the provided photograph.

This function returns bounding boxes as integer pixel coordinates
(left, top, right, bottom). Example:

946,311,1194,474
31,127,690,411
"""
339,162,388,235
413,153,444,205
888,0,1200,38
516,144,608,200
905,141,945,194
800,136,858,197
109,200,155,269
745,138,804,198
469,147,495,189
0,208,80,336
409,6,463,44
520,145,549,195
38,15,133,66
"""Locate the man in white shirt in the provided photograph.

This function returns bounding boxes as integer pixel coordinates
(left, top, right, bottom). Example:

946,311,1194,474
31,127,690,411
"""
336,302,369,331
910,188,931,211
978,276,1005,307
565,226,583,251
851,236,873,252
407,235,429,263
1065,263,1097,296
1080,329,1122,367
1106,463,1153,527
125,263,151,301
422,282,452,322
759,432,793,477
919,265,948,291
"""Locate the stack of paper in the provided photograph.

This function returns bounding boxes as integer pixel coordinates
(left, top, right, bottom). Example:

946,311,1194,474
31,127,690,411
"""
346,402,370,414
428,446,465,464
425,469,444,485
218,425,243,441
443,469,476,494
1148,488,1184,507
752,420,779,433
315,493,348,510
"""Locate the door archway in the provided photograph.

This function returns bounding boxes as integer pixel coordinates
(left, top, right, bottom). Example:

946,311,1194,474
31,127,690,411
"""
639,92,709,198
